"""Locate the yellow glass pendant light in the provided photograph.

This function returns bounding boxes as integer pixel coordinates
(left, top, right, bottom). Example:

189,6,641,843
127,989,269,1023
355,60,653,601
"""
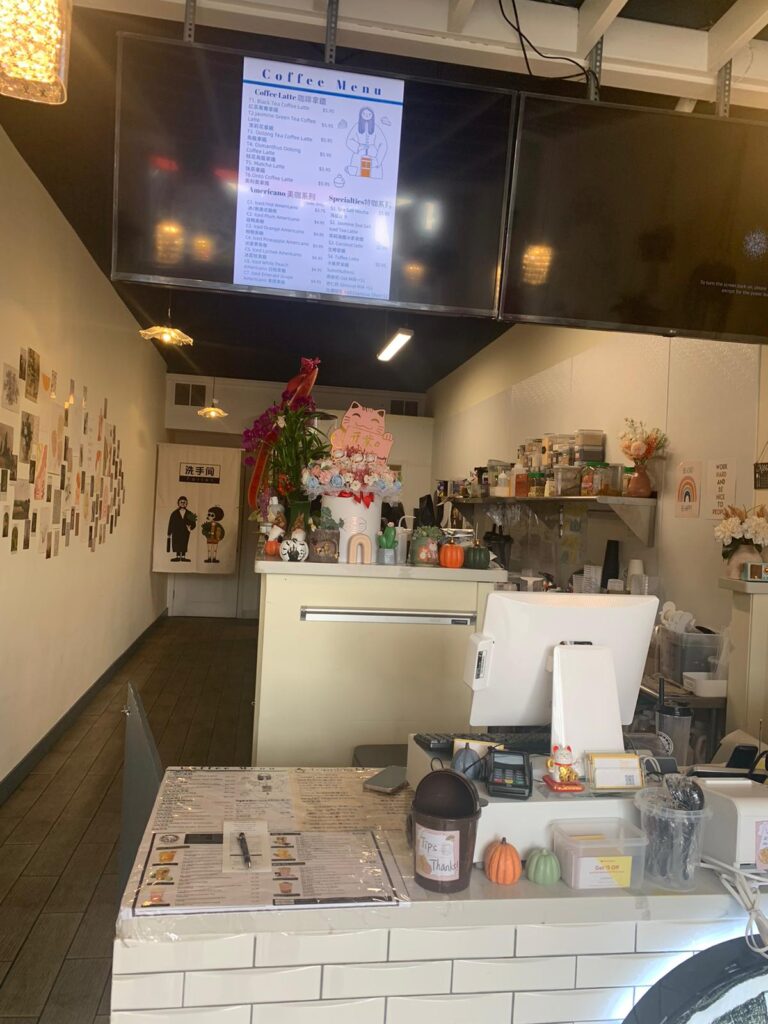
198,378,228,420
139,293,193,347
0,0,72,105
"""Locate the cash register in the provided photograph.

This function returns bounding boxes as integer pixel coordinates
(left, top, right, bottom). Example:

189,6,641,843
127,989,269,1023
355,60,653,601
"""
406,592,659,860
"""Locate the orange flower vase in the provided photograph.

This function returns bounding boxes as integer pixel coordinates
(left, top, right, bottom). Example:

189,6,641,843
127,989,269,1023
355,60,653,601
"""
626,464,652,498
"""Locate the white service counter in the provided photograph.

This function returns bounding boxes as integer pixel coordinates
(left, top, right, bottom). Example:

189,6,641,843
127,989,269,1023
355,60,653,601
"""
252,561,505,766
112,767,746,1024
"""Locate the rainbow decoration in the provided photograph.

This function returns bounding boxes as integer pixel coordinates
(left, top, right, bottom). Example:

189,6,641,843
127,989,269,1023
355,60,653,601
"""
677,475,698,506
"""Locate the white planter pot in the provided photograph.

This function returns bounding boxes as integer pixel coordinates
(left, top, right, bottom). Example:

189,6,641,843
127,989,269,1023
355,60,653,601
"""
322,494,382,564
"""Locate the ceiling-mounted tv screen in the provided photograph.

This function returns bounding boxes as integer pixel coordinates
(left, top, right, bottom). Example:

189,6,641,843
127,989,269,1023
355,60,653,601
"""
501,94,768,341
113,35,513,315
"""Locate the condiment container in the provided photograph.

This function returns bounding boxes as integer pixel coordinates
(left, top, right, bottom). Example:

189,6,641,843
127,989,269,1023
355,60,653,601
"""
621,466,633,495
514,469,530,498
528,472,545,497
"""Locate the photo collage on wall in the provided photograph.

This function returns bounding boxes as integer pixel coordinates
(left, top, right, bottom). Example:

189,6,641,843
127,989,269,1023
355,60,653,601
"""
0,347,126,559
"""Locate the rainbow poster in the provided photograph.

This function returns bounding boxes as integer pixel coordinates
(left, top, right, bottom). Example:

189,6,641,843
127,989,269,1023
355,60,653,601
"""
675,461,701,518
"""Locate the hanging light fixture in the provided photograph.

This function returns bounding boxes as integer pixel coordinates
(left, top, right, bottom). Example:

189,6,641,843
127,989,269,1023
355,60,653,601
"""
139,292,193,347
198,378,228,420
0,0,72,105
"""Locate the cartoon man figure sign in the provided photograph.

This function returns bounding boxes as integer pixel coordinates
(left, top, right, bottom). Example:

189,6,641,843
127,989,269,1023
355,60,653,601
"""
201,506,225,563
167,496,196,562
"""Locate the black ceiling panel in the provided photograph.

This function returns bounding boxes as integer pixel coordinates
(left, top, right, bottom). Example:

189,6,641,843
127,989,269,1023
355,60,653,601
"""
0,6,724,391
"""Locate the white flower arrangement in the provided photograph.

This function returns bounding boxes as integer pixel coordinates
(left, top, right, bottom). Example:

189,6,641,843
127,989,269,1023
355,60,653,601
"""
714,504,768,557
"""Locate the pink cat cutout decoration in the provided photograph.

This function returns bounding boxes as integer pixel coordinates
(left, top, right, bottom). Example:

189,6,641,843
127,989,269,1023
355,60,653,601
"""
330,402,394,460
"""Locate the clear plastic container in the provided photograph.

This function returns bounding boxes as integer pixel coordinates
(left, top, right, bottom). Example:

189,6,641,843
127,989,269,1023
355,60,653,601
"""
621,466,633,495
580,462,600,496
635,787,711,891
575,429,606,448
552,818,648,890
574,445,606,465
595,463,623,496
554,465,582,497
658,626,723,685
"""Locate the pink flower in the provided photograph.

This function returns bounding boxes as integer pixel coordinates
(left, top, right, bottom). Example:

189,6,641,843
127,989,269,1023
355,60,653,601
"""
319,470,332,485
630,440,646,459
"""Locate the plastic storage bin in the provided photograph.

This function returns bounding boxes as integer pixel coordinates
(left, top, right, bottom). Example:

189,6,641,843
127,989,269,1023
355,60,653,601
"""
658,626,723,685
552,818,648,890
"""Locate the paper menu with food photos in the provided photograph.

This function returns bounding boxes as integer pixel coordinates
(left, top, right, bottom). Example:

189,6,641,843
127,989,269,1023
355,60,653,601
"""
131,828,401,914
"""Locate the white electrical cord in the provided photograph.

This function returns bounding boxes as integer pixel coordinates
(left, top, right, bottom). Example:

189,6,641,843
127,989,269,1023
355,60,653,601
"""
702,856,768,959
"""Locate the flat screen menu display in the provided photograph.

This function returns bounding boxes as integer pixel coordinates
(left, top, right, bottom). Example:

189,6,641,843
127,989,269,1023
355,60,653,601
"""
502,94,768,340
113,36,513,314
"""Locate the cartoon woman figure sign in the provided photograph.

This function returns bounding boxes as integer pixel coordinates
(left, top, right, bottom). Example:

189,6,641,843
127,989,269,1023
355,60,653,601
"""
201,506,225,563
346,107,387,180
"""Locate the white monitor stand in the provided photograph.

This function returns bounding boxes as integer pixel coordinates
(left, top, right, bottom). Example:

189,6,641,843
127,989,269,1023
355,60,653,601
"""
551,644,624,774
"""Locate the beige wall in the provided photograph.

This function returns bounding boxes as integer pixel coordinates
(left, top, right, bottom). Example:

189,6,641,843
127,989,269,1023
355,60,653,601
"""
428,323,760,630
0,129,167,781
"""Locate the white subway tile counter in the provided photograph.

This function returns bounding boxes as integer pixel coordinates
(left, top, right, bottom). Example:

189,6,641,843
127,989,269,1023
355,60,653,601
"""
113,767,746,1024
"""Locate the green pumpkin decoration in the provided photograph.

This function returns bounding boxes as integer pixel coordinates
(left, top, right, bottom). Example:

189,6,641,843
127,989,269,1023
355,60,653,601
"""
464,543,491,570
526,848,561,886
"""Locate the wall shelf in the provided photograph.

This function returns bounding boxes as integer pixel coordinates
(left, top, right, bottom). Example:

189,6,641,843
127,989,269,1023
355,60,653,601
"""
452,495,657,546
718,578,768,594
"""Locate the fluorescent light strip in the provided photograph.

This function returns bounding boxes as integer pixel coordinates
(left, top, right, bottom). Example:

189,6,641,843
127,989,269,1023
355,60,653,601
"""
377,329,413,362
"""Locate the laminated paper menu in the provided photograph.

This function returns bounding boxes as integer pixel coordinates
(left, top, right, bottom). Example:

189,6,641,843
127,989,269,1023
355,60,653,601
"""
127,768,410,916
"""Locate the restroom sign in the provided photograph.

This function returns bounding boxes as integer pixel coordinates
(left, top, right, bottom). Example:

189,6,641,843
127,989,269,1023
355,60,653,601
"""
179,462,221,484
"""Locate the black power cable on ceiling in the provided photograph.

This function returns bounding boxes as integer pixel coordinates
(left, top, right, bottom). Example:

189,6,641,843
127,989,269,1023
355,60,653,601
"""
498,0,600,97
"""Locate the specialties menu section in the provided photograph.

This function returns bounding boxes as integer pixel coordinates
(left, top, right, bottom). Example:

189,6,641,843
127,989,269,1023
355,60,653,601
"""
233,58,404,300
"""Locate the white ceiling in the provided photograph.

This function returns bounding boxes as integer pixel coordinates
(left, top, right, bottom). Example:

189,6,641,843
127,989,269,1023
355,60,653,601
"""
74,0,768,108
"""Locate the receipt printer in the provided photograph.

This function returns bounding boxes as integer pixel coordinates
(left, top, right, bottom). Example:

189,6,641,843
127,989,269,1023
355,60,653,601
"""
701,778,768,870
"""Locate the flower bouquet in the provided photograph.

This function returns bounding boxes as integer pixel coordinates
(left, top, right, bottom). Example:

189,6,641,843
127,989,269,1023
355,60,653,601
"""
243,356,327,512
243,358,330,527
619,418,668,497
301,450,402,506
715,504,768,578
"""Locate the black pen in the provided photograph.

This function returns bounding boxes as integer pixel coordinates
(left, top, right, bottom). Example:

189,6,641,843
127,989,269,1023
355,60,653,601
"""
237,831,251,869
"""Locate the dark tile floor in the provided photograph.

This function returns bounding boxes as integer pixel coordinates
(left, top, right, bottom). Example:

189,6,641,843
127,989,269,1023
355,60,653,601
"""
0,616,257,1023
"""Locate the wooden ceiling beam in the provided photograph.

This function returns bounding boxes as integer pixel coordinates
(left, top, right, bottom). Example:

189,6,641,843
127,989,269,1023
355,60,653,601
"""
576,0,629,59
707,0,768,72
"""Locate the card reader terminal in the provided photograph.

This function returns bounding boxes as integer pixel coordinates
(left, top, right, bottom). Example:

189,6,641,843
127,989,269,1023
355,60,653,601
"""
486,749,532,800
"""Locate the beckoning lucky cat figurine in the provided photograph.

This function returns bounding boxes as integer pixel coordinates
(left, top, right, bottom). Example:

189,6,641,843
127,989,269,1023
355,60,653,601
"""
546,744,579,784
329,401,394,460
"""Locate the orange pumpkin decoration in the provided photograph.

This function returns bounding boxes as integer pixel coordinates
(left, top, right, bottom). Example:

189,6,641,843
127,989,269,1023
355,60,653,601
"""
264,538,282,558
439,539,465,569
484,837,522,885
